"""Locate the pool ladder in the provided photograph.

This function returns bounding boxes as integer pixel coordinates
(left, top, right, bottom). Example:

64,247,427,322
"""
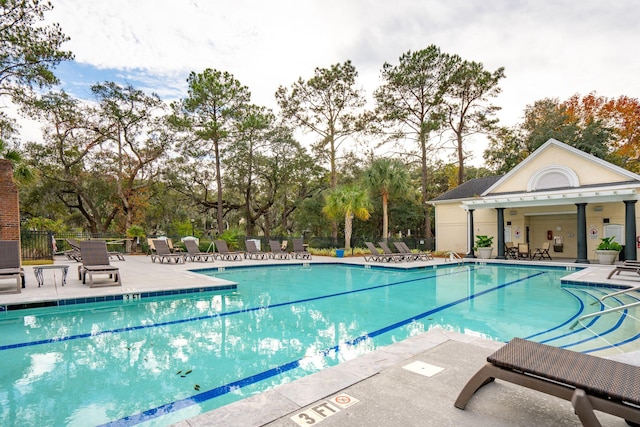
447,251,463,264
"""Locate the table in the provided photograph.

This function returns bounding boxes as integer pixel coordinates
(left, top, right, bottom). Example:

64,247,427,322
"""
33,265,69,287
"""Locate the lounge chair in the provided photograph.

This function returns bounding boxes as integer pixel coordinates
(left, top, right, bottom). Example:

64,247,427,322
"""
183,239,215,262
364,242,389,262
378,241,406,262
151,239,186,264
455,337,640,426
531,242,552,260
0,240,24,292
291,238,311,260
269,240,290,259
394,241,433,261
64,238,82,261
245,240,267,260
213,240,244,261
78,240,122,287
606,263,640,279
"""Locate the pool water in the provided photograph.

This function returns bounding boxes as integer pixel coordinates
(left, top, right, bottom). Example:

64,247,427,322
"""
0,263,638,426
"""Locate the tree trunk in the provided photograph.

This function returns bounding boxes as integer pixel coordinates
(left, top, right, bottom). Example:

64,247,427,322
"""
382,192,389,239
214,139,224,234
456,128,465,185
344,213,352,250
421,137,432,239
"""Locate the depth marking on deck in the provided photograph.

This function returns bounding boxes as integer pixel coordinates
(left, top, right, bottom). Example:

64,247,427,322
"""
290,393,359,426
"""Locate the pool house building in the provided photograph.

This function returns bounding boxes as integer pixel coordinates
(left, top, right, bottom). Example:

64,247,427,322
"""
431,138,640,263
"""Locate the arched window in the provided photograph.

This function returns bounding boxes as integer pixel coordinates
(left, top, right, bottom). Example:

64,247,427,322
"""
527,165,579,191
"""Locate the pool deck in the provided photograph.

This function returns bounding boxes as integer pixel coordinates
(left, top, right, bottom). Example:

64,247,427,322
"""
1,253,639,426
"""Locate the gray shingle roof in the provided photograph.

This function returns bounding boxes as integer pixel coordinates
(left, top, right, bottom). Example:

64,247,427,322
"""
431,175,503,202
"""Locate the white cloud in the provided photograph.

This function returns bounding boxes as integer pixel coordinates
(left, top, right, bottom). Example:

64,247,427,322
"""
41,0,640,165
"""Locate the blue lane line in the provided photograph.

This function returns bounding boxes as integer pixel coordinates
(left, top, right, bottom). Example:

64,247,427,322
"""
100,271,545,427
523,287,586,340
0,266,474,352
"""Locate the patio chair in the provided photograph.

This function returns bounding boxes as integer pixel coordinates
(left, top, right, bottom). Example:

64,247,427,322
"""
517,243,530,260
455,337,640,426
291,238,311,260
531,242,552,260
151,239,186,264
364,242,390,262
213,240,244,261
78,240,122,287
505,242,518,259
183,239,215,262
378,241,406,262
269,240,290,259
0,240,25,293
245,240,267,260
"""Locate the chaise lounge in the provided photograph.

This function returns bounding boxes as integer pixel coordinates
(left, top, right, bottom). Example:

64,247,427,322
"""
151,239,186,264
245,240,267,260
78,240,122,287
269,240,290,259
214,240,244,261
291,238,311,260
183,239,215,262
0,240,25,292
455,337,640,426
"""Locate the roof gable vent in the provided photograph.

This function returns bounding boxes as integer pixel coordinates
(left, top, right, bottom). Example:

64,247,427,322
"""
527,165,579,191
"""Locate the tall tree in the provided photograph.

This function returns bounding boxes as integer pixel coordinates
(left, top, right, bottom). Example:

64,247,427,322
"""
23,91,118,232
364,157,410,240
444,58,505,185
483,126,528,174
0,0,72,179
91,82,170,244
225,104,272,236
322,184,371,250
23,84,170,236
373,45,454,239
276,61,366,241
170,68,251,234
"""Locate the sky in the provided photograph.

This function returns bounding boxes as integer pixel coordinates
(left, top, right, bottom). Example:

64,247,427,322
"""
29,0,640,166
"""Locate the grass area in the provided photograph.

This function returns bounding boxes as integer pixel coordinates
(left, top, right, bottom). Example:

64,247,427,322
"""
23,259,54,266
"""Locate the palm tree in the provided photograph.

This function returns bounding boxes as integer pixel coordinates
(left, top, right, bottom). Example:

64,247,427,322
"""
364,158,410,240
0,138,33,183
322,184,372,250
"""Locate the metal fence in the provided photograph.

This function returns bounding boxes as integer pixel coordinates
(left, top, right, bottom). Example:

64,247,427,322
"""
20,231,128,261
20,230,54,261
19,230,436,261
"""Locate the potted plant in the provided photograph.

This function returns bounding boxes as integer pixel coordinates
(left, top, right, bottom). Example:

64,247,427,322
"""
474,235,494,259
595,236,622,265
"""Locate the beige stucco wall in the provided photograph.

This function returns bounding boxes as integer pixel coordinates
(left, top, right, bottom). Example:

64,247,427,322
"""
435,201,640,261
491,145,631,194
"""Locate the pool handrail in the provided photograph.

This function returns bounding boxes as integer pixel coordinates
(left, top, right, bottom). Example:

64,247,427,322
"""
570,300,640,329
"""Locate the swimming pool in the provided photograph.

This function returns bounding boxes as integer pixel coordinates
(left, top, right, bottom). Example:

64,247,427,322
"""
0,262,638,426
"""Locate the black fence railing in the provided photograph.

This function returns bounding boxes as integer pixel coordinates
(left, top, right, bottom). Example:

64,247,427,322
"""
20,230,54,261
19,231,436,261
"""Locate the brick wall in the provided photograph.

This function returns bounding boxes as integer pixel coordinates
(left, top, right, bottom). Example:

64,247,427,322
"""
0,159,20,241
